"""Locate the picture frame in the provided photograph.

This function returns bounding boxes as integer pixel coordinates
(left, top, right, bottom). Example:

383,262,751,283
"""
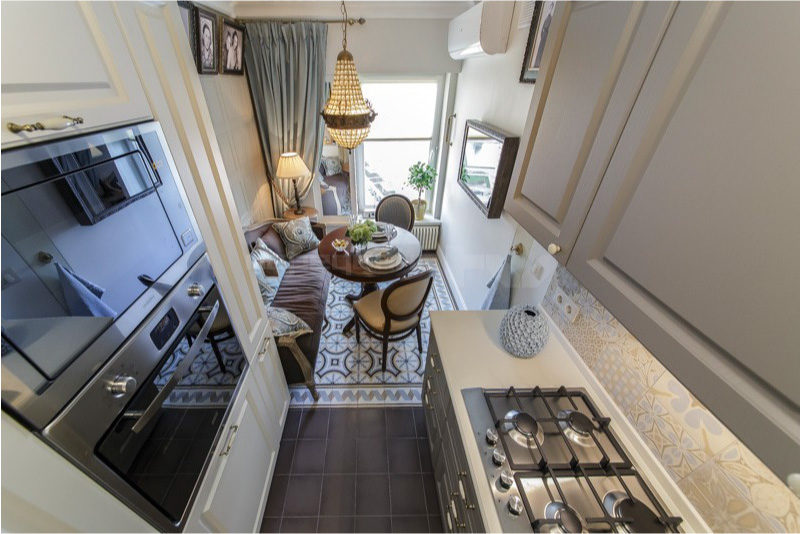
520,1,556,83
194,6,218,75
220,18,245,75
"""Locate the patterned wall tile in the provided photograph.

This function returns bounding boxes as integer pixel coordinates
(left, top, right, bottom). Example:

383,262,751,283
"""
542,265,800,532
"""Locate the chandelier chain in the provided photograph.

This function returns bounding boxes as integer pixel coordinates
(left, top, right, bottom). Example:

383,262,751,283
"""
341,1,348,50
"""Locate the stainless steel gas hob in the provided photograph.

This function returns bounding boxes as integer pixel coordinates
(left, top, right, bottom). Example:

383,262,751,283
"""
462,386,683,533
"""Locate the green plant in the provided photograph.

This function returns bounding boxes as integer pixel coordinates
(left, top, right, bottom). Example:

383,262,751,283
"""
407,161,437,203
346,220,377,244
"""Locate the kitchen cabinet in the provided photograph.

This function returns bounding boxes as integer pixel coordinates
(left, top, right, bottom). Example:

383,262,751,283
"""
506,2,677,261
566,2,800,480
1,1,151,148
185,366,281,532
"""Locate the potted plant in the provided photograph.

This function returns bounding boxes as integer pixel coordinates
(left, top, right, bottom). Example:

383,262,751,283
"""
407,161,436,220
346,219,377,253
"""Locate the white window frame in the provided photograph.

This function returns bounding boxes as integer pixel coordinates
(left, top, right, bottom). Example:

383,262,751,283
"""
353,75,446,217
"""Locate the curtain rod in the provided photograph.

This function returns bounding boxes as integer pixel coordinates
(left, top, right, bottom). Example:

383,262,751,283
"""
237,17,366,25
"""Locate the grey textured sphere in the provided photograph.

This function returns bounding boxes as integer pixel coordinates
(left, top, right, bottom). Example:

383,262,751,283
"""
499,305,549,358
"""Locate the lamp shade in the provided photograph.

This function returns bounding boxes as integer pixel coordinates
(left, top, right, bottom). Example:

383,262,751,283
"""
275,152,310,180
321,50,376,149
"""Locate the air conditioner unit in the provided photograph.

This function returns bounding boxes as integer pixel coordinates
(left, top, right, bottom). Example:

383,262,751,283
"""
448,2,515,60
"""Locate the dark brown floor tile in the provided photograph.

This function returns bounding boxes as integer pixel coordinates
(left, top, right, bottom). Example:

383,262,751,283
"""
390,474,427,515
356,408,386,438
356,437,388,473
317,516,355,533
261,516,282,533
388,439,421,474
391,515,430,533
427,515,443,533
328,409,359,440
324,437,357,474
298,408,330,439
356,474,390,516
386,408,416,438
320,474,356,516
417,440,433,474
275,440,295,475
411,408,427,438
284,475,323,517
283,409,302,440
264,475,289,517
292,439,327,474
421,475,440,516
280,517,318,533
355,516,390,533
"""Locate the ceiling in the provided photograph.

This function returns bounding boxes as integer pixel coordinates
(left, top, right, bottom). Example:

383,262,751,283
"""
228,1,476,20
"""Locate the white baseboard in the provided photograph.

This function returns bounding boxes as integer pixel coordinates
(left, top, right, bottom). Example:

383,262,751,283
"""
436,247,467,310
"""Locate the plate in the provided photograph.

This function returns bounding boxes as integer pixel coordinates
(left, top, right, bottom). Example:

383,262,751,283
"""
361,247,402,270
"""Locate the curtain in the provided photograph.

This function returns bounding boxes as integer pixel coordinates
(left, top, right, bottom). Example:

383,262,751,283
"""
244,21,327,215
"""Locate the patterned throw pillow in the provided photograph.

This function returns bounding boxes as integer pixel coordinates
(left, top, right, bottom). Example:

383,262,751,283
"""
266,307,312,340
321,156,342,176
250,238,289,305
272,217,320,260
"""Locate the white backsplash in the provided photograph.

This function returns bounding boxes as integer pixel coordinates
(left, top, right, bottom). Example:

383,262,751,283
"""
542,266,799,532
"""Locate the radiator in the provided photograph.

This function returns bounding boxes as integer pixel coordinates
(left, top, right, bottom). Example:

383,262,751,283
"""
412,224,440,251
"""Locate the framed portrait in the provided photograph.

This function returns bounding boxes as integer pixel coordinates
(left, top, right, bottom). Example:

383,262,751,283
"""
194,7,217,74
220,18,245,75
520,1,556,83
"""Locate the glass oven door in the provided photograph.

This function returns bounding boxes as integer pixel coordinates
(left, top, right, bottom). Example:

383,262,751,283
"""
95,288,247,527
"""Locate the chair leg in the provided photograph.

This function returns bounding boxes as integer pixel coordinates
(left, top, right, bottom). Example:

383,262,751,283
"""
210,339,227,373
355,317,361,344
382,338,389,372
416,325,422,353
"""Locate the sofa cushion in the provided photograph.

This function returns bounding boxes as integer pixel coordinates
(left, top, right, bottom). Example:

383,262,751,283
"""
266,307,312,339
261,226,288,261
270,247,330,383
272,217,320,260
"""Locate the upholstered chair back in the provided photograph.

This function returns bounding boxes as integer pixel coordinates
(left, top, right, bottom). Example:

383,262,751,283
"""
375,194,415,231
383,271,433,320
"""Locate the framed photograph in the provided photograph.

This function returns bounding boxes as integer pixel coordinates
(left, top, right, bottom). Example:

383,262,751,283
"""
194,7,217,74
220,18,245,74
520,1,556,83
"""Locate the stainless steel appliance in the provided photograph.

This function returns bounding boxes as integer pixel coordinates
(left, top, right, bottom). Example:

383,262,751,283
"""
1,123,249,531
463,386,683,533
1,121,204,428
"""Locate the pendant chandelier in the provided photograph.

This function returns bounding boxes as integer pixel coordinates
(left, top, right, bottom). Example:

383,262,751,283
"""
321,1,376,149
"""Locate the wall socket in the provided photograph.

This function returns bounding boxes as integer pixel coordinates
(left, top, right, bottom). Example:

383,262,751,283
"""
553,287,579,323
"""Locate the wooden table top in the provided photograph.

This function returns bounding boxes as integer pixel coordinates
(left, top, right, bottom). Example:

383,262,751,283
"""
318,226,422,284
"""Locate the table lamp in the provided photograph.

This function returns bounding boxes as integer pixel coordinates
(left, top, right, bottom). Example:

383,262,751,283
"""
276,152,310,215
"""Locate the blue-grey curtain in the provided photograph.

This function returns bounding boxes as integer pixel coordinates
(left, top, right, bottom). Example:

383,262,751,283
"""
244,21,327,214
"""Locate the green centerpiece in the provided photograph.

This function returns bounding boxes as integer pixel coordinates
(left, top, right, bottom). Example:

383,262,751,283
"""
407,161,436,220
346,220,377,251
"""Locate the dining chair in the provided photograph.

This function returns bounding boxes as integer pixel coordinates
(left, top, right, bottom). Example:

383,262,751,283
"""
374,194,415,231
352,270,434,372
186,286,234,373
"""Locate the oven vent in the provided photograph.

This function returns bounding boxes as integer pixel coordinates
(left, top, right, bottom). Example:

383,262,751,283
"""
412,224,440,252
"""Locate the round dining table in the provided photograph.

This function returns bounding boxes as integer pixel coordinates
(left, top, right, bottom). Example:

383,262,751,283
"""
318,225,422,334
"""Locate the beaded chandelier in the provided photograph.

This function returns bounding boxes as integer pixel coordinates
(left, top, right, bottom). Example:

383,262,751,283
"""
321,1,376,149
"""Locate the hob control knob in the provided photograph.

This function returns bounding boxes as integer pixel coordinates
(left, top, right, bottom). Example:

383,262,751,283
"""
106,375,137,397
499,470,514,489
491,448,506,466
485,427,499,446
508,495,524,516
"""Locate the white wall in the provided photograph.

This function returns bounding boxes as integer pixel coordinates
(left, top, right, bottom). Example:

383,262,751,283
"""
438,2,556,310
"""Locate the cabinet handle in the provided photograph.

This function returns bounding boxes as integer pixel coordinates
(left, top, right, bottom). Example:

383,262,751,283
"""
220,424,239,456
547,243,561,255
8,115,84,134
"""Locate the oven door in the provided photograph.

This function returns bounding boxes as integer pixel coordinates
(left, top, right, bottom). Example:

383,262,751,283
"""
43,256,247,531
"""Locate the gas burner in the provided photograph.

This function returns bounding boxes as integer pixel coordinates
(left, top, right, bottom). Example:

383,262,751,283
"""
603,491,668,533
501,409,545,448
557,409,596,448
541,502,587,533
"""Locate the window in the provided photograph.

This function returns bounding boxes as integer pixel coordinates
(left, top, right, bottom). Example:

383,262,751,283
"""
354,79,443,213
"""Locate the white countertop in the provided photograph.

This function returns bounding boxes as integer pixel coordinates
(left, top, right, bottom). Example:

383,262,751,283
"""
429,310,709,533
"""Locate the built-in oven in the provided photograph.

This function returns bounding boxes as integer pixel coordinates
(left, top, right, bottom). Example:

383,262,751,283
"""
43,254,248,531
1,122,205,429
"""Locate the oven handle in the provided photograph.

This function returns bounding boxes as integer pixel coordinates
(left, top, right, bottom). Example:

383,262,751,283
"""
131,300,220,433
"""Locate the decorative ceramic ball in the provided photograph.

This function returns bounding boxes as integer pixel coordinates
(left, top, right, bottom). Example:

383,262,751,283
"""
499,305,549,359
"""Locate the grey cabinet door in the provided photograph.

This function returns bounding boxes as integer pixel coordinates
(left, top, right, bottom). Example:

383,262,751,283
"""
505,2,676,262
568,2,800,480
